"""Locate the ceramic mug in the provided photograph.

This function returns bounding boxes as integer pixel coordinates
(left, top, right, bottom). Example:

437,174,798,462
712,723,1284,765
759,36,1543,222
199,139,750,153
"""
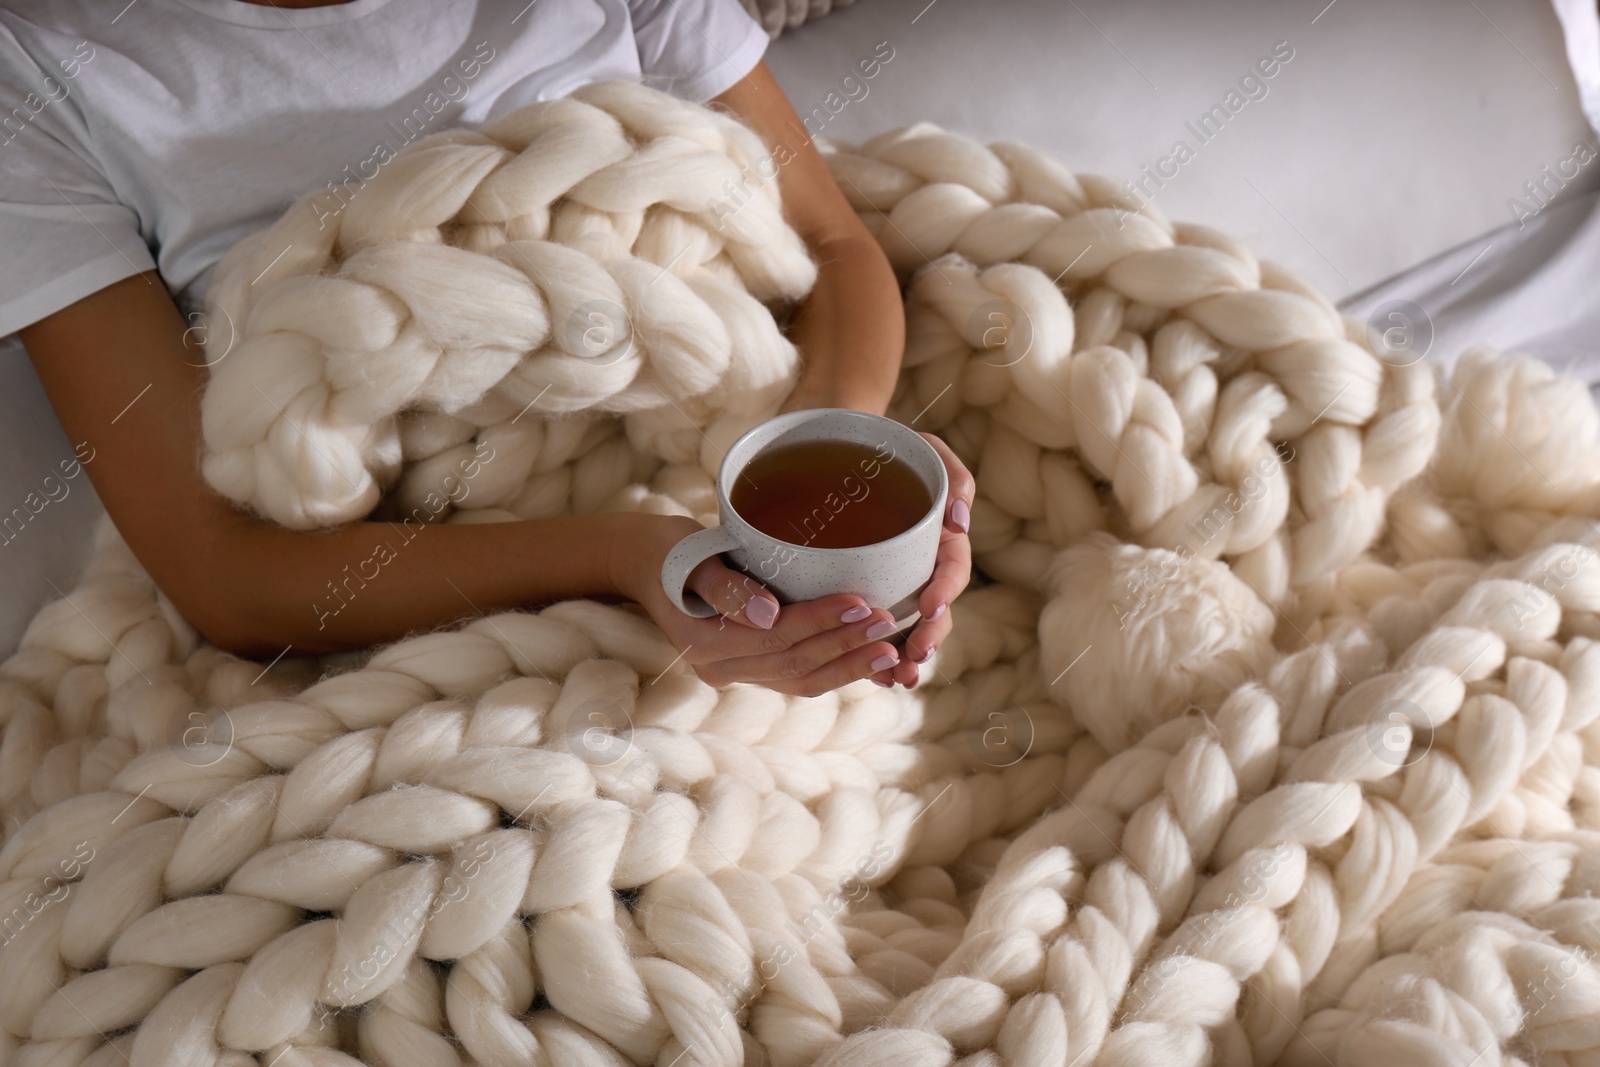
660,408,949,632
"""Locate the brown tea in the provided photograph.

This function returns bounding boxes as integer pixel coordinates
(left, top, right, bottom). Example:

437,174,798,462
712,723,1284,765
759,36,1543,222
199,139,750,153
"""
730,437,933,549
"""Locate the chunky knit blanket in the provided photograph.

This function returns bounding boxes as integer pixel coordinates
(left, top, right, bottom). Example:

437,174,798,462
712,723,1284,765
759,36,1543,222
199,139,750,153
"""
4,80,1600,1067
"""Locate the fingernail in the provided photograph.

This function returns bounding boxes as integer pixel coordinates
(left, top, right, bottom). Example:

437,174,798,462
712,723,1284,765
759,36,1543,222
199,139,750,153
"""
927,602,946,622
870,653,899,672
870,678,892,688
914,644,936,663
841,604,872,624
950,499,970,534
745,597,778,629
866,619,899,641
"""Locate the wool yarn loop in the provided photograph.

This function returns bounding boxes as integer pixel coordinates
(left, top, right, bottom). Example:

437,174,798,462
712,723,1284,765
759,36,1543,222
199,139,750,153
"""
2,80,1597,1067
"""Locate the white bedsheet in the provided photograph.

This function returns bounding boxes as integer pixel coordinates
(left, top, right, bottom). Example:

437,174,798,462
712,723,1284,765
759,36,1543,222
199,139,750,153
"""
1336,0,1600,402
763,0,1600,299
3,0,1595,657
1340,186,1600,401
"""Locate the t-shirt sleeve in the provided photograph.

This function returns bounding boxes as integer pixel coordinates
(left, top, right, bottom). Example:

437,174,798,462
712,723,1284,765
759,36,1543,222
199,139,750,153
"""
628,0,769,102
0,27,153,339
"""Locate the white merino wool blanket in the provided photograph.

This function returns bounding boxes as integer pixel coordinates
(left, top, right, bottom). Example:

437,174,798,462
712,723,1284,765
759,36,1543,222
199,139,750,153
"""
3,79,1600,1067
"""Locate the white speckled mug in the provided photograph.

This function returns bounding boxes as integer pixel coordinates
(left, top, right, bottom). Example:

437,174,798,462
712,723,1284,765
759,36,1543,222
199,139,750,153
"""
661,408,949,632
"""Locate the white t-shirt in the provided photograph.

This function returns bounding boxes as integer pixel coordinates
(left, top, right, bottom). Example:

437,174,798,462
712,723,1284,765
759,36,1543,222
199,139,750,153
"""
0,0,768,338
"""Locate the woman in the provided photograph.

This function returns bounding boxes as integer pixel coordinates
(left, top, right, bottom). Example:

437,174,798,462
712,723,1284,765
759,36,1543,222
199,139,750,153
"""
4,0,973,696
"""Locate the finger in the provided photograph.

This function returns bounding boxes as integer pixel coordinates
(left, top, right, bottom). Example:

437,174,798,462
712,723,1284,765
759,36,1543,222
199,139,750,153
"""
702,605,902,688
921,432,976,534
679,568,879,657
685,559,784,630
767,638,906,698
918,535,970,620
898,616,949,683
901,535,970,666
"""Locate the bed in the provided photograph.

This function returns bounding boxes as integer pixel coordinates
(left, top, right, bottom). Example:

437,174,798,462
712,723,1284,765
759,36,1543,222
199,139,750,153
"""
2,0,1595,659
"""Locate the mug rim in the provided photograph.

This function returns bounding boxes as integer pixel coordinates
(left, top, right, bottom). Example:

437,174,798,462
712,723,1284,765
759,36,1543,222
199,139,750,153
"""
715,407,949,555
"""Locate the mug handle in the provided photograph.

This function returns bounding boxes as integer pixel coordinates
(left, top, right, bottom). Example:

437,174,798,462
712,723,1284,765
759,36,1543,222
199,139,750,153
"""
660,524,745,617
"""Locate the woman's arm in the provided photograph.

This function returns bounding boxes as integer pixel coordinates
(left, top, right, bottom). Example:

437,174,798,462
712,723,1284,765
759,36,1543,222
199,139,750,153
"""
20,272,905,696
20,272,642,658
712,62,905,416
713,62,976,687
18,68,940,694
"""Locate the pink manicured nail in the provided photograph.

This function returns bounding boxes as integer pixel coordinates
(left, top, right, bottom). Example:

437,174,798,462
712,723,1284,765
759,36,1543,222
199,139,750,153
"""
841,604,872,623
870,653,899,672
927,603,946,622
746,597,778,629
914,644,936,663
866,619,898,641
870,678,893,687
949,498,970,533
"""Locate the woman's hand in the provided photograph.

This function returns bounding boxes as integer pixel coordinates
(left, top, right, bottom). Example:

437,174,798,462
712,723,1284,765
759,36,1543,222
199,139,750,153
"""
779,386,977,691
695,62,976,690
613,513,910,697
874,432,974,689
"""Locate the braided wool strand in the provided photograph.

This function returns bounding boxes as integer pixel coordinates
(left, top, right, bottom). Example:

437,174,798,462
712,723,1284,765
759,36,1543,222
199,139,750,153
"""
826,125,1440,606
198,80,816,531
1,80,1596,1067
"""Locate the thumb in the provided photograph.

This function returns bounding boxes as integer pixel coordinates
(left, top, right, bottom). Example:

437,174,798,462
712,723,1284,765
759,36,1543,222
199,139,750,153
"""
686,557,780,629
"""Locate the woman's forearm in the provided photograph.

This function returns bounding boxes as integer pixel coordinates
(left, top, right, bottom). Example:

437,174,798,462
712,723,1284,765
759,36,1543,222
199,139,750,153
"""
782,234,907,416
711,65,906,418
215,226,911,657
20,273,659,661
208,510,636,658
